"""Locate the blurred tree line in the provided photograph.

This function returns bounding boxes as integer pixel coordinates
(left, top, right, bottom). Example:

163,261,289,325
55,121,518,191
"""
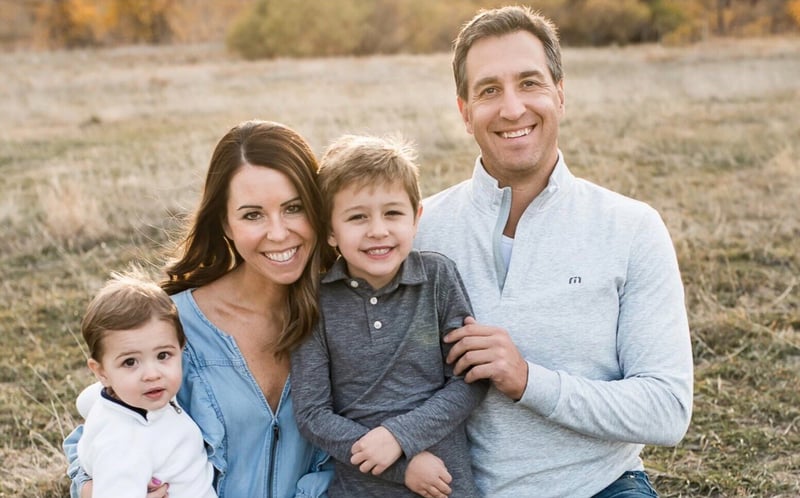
1,0,799,53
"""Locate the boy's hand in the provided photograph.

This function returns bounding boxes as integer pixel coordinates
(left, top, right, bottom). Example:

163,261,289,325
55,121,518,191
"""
350,426,403,475
404,451,452,498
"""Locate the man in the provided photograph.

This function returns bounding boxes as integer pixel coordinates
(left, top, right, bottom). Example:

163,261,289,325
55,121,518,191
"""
414,6,693,497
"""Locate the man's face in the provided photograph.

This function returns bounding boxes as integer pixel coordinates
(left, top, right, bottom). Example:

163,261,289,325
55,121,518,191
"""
458,30,565,185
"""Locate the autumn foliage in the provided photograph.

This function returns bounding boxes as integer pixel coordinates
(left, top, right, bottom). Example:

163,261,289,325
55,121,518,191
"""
3,0,799,53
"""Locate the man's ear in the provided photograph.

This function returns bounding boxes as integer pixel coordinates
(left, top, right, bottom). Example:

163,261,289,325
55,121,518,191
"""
87,358,109,386
457,96,474,135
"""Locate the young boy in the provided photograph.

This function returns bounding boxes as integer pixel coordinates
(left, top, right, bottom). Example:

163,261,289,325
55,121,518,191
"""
291,134,486,497
75,270,216,498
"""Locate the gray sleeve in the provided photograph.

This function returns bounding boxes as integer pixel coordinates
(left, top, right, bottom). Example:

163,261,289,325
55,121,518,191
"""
290,319,409,483
381,258,488,457
519,208,693,445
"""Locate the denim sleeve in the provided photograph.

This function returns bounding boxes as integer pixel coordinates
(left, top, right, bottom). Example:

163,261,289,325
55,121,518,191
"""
63,425,91,498
294,447,334,498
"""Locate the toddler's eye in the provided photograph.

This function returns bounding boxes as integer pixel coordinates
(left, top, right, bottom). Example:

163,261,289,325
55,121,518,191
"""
157,351,172,360
122,358,136,367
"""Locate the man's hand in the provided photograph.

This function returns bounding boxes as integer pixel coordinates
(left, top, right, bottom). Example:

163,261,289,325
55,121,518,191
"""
350,426,403,475
404,451,452,498
444,316,528,400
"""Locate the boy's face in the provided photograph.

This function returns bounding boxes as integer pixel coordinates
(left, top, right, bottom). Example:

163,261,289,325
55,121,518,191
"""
328,181,421,290
88,317,183,412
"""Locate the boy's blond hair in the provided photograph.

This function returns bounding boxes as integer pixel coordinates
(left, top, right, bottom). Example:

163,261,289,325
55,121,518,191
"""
82,269,185,362
317,134,421,231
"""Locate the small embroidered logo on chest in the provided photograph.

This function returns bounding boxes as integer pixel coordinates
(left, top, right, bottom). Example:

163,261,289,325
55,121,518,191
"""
568,276,582,284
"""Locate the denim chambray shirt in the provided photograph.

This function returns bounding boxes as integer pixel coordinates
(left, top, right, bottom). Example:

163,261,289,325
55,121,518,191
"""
64,289,332,498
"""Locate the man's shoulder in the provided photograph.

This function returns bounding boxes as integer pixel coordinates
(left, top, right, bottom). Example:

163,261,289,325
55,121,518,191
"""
421,179,471,212
574,177,658,218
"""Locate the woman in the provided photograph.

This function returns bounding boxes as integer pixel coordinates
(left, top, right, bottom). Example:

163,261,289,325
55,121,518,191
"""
64,120,334,497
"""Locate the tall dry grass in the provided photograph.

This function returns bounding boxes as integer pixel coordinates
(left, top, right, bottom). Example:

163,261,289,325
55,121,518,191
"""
0,38,798,497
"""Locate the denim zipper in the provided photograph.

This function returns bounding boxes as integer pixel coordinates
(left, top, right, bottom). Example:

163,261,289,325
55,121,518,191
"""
267,423,280,497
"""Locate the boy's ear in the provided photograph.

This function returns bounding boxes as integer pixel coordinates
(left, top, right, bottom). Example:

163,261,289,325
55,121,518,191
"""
87,358,109,386
416,204,423,220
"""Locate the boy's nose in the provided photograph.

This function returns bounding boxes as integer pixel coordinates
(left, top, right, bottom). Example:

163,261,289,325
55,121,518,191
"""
368,219,389,238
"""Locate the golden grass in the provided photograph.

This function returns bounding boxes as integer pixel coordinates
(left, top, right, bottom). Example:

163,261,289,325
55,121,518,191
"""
0,37,798,497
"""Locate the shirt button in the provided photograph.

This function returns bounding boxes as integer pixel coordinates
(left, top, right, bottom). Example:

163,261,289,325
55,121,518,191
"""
373,321,382,330
350,280,359,288
369,297,378,305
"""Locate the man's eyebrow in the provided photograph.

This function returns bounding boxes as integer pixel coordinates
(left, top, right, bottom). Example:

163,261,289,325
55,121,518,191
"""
472,69,548,91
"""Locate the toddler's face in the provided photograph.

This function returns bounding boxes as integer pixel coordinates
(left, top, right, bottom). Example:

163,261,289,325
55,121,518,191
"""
88,317,183,412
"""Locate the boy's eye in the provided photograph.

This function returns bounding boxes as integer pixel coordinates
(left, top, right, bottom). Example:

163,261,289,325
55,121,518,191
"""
386,210,405,217
121,358,136,367
157,351,172,361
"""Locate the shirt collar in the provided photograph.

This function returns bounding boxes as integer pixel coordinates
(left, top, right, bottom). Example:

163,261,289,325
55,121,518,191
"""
102,386,148,421
469,149,574,209
321,250,428,292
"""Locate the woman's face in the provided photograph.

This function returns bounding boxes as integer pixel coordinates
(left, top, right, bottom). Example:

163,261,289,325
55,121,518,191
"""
224,164,316,286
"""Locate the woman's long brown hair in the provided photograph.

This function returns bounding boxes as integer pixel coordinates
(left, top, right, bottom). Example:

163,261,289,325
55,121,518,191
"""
161,120,333,356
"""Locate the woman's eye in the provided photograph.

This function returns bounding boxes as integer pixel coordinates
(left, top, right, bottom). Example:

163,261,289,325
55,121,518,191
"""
347,214,366,222
286,203,304,215
244,212,261,221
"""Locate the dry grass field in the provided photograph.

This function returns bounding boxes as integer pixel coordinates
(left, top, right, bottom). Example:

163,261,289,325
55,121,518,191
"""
0,37,798,497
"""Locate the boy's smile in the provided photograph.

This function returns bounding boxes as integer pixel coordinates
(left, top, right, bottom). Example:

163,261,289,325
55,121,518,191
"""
328,181,421,290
